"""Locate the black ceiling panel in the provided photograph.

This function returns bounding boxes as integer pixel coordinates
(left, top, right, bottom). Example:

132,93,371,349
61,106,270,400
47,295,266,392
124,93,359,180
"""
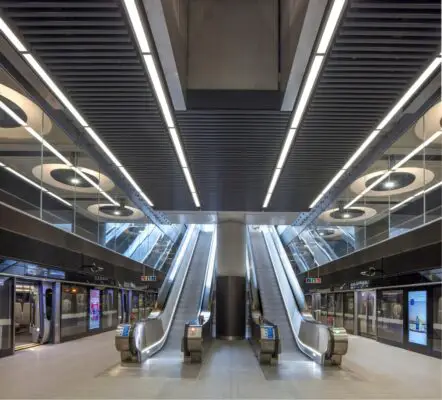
177,110,290,211
1,0,440,213
0,0,194,211
270,0,441,211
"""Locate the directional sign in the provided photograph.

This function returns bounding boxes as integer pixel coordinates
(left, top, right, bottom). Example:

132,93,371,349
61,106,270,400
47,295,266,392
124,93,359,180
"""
141,275,157,282
305,277,322,284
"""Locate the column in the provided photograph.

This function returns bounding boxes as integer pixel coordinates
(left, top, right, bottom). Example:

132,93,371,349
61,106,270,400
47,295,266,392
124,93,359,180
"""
216,221,246,339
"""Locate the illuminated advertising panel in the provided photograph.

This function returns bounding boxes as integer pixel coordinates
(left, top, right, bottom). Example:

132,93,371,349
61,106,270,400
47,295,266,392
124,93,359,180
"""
408,290,427,346
89,289,100,330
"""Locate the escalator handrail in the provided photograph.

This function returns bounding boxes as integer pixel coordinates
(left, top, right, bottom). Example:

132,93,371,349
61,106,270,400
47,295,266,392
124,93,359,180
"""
197,228,216,319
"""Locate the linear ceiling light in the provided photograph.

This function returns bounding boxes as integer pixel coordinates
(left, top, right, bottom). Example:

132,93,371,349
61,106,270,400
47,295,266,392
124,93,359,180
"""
262,0,346,208
1,163,72,207
391,180,442,211
344,129,442,209
0,18,155,210
309,56,442,209
0,17,27,52
123,0,200,208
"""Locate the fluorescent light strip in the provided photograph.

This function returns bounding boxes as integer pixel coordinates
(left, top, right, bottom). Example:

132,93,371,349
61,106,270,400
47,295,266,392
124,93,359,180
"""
308,56,441,209
316,0,346,54
345,129,442,208
84,127,122,167
143,55,174,128
0,17,27,52
376,57,442,131
191,192,201,208
119,166,154,207
393,129,442,170
122,0,151,53
391,180,442,211
268,168,282,195
263,192,272,209
22,54,88,127
0,100,27,126
169,128,188,168
183,167,197,194
309,168,347,208
3,165,72,207
342,130,380,170
45,190,72,208
276,129,297,169
291,55,324,129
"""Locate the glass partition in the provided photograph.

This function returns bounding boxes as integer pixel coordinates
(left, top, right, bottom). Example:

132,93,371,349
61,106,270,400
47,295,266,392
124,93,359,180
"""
0,67,185,269
280,100,442,270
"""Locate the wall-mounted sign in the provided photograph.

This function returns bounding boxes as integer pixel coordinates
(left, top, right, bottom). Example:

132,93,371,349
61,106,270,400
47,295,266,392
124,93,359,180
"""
305,277,322,284
141,275,157,282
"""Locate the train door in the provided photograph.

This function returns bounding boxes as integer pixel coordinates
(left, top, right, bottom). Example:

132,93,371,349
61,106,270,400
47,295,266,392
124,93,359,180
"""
40,282,54,344
357,290,377,338
14,280,39,350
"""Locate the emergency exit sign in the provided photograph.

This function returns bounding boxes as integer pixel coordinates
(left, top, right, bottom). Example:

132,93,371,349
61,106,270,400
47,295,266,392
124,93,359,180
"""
305,277,322,284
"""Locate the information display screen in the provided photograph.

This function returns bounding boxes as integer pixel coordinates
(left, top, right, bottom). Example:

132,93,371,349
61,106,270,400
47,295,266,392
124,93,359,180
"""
408,290,427,346
89,289,100,330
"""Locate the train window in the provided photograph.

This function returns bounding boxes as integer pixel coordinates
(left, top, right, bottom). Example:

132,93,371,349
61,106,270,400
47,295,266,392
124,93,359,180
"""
45,289,53,321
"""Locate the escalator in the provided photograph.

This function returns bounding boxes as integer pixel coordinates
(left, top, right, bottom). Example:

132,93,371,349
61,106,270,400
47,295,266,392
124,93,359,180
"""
119,226,215,364
161,231,212,356
249,230,305,361
248,226,348,365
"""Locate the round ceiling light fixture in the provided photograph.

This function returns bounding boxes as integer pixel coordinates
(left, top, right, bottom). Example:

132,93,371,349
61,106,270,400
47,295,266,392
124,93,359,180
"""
0,84,52,139
87,203,144,220
320,206,377,223
32,164,114,193
350,168,434,197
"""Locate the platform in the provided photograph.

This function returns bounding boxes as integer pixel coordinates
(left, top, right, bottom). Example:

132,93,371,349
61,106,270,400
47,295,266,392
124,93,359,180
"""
0,332,440,399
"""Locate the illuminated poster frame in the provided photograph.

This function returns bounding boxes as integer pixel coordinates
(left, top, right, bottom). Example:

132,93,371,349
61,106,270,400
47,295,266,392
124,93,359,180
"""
408,290,427,346
89,289,100,330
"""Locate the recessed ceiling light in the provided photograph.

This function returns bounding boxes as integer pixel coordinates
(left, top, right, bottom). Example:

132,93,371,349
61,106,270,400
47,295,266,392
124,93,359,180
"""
383,180,396,189
342,213,351,219
70,177,81,185
113,210,122,216
319,232,324,236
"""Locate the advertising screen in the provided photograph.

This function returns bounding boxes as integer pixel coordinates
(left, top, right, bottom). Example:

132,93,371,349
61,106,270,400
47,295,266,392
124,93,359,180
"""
89,289,100,330
408,290,427,346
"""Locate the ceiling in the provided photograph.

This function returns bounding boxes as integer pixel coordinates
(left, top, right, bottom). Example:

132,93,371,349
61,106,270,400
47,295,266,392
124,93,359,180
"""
0,0,440,215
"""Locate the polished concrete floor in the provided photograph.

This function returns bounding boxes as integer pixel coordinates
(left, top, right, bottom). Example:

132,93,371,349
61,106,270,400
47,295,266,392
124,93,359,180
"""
0,331,440,399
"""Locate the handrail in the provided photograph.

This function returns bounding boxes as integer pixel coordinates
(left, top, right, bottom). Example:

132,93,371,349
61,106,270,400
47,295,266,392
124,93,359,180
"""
197,228,216,320
124,225,155,258
105,223,130,244
310,228,337,261
263,226,347,365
